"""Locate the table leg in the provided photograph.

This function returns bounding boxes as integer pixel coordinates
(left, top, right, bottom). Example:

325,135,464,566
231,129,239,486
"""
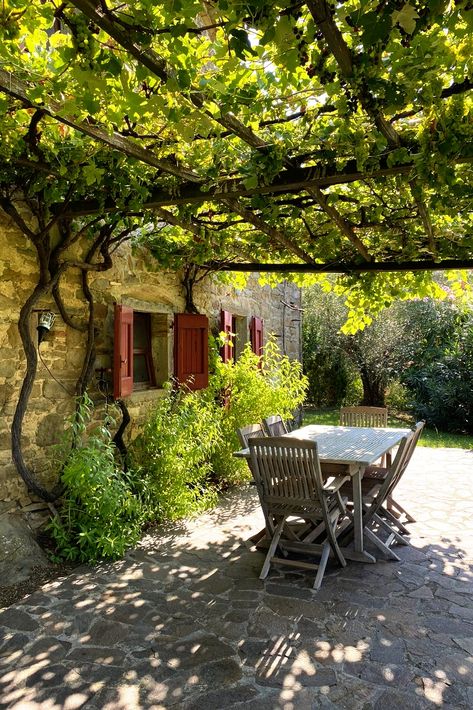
343,465,376,564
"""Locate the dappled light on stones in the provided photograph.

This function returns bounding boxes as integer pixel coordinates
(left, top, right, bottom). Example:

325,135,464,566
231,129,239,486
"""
1,448,473,707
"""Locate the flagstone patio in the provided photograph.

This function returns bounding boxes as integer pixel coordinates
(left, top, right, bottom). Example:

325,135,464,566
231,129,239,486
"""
1,446,473,709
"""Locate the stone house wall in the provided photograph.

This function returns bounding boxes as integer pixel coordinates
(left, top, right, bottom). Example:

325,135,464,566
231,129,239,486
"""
0,212,302,527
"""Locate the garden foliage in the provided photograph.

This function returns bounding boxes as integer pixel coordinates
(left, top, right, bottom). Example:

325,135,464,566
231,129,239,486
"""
131,338,308,506
400,299,473,433
49,394,143,562
130,385,221,521
51,341,308,561
303,282,473,432
209,338,308,484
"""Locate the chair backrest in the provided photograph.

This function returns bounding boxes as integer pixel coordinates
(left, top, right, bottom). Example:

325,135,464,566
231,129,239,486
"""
340,406,388,428
364,422,424,526
386,420,425,498
262,414,289,437
237,422,266,449
363,434,410,526
249,436,326,514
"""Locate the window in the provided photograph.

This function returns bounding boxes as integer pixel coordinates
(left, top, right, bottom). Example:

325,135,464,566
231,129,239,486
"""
114,305,208,398
132,312,155,389
113,304,171,398
220,310,264,364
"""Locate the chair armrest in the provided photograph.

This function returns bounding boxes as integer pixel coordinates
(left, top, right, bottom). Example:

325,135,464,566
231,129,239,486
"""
323,475,350,495
323,476,350,516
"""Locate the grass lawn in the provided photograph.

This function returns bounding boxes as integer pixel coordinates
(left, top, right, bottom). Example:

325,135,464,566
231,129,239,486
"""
303,408,473,449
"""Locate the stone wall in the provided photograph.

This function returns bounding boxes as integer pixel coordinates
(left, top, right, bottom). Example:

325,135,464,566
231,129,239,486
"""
0,211,302,525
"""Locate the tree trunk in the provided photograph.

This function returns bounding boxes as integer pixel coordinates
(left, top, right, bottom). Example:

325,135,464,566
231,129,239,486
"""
359,367,385,406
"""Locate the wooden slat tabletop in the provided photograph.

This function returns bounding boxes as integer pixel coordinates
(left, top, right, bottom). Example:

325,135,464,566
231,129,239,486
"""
234,424,411,466
286,425,411,465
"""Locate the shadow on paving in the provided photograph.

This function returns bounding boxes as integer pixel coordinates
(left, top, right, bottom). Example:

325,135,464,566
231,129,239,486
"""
1,448,473,709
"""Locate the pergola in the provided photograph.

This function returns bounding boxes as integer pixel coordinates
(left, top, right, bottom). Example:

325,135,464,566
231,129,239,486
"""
0,1,471,287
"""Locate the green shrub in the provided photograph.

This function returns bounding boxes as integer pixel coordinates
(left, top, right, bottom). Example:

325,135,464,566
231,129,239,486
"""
209,339,308,486
129,385,221,520
49,394,143,562
131,339,308,495
399,301,473,433
385,380,410,412
403,355,473,434
49,340,308,562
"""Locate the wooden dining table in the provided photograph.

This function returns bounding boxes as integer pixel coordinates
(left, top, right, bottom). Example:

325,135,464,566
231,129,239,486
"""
234,423,411,563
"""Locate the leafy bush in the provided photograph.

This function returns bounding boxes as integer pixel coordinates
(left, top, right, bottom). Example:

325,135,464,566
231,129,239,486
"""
401,304,473,432
130,386,221,520
209,338,308,485
49,394,143,562
131,338,308,496
49,340,308,562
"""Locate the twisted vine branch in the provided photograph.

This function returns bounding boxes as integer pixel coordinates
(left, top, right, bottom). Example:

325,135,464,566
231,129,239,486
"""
1,188,132,501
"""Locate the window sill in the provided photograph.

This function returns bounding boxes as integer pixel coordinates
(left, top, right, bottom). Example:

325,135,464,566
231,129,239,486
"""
126,387,167,404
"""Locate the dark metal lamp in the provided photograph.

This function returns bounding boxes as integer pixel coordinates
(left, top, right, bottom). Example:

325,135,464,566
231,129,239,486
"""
37,311,56,345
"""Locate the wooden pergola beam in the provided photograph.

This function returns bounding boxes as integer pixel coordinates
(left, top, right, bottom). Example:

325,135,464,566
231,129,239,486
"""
206,259,473,274
60,161,419,216
0,69,201,183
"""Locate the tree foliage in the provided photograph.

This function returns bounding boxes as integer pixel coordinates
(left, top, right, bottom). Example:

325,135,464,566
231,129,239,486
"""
303,280,473,431
303,283,414,406
399,297,473,433
0,0,472,317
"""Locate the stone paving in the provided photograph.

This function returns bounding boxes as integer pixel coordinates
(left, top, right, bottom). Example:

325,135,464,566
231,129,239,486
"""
1,446,473,709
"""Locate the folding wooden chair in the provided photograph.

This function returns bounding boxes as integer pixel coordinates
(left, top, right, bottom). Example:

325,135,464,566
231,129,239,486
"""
369,421,425,533
249,437,349,590
339,406,388,428
340,422,424,559
262,414,289,436
236,423,268,544
340,406,389,465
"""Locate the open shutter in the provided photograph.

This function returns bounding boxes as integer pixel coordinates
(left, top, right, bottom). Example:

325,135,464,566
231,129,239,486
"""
220,309,233,363
113,304,133,399
174,313,209,390
250,316,264,365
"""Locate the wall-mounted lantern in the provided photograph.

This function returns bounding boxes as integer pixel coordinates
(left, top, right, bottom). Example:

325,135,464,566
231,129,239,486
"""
37,311,56,345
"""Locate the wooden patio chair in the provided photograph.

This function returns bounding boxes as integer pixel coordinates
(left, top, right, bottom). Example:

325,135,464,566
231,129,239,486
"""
249,436,349,590
340,406,388,428
339,435,410,560
237,422,266,450
262,414,289,436
365,420,425,534
340,421,424,559
237,423,268,544
340,406,389,465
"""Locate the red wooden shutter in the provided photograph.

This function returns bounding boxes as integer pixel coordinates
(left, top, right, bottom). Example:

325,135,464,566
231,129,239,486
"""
113,304,133,399
250,316,264,365
220,309,233,363
174,313,209,390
